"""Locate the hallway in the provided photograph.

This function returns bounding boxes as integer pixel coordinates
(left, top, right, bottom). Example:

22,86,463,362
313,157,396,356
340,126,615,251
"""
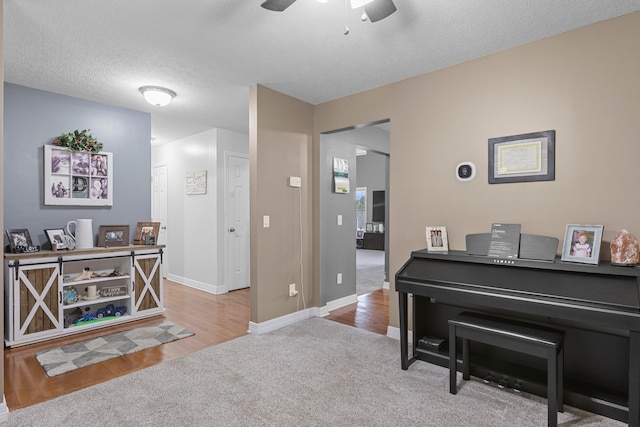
356,248,386,295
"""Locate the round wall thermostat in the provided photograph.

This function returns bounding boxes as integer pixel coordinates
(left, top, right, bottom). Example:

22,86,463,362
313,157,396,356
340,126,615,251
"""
456,162,476,182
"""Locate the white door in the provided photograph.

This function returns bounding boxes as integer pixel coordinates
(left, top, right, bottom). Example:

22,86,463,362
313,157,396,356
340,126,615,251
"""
152,164,168,277
225,153,250,291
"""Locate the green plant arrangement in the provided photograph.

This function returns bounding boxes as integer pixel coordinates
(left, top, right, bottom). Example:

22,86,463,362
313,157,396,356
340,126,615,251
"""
53,129,103,153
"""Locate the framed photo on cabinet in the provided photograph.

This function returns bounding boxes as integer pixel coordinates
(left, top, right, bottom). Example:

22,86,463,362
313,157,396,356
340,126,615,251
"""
134,222,160,245
97,225,130,247
44,145,113,206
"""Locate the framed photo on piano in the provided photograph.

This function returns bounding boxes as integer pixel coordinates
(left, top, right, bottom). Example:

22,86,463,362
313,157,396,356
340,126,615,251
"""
561,224,603,265
426,226,448,253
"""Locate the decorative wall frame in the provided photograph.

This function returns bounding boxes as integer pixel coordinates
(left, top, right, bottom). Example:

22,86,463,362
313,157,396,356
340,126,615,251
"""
44,145,113,206
561,224,603,265
97,225,130,247
134,222,160,245
185,170,207,195
488,130,555,184
426,226,449,253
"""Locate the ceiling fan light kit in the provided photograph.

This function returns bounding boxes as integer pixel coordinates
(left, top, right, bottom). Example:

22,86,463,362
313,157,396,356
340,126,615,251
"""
260,0,297,12
261,0,397,27
364,0,396,22
139,86,177,107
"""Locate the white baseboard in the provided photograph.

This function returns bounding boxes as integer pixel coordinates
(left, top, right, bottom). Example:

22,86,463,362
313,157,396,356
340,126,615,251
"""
248,306,323,335
324,293,358,313
386,325,412,342
166,274,226,294
0,395,8,423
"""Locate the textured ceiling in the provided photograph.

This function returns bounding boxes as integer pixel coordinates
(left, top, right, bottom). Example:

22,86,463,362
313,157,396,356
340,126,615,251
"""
5,1,640,144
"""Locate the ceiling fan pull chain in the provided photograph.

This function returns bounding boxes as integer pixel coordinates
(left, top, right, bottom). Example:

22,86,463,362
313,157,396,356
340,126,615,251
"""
344,0,350,35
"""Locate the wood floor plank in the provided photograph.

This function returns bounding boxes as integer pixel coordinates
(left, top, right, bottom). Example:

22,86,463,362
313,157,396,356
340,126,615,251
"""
3,280,388,411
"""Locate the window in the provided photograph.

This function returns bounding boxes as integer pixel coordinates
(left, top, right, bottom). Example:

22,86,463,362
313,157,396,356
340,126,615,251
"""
356,187,367,231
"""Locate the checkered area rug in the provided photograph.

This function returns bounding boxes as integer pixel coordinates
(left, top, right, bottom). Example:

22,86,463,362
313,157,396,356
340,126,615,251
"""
35,320,194,377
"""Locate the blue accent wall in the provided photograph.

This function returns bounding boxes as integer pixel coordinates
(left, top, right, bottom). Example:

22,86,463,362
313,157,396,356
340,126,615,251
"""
3,83,152,248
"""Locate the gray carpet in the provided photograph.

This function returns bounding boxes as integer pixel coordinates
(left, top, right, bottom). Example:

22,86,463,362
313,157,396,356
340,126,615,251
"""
9,318,622,426
357,249,385,295
35,320,194,377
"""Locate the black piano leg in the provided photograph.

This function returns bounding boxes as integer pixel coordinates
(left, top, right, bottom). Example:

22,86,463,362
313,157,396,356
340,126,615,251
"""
630,331,640,427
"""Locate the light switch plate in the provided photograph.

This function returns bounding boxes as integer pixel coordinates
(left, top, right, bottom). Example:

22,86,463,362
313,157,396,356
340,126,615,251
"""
289,176,301,187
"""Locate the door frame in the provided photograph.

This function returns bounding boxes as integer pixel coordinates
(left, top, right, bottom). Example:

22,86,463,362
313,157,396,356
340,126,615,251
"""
224,151,250,293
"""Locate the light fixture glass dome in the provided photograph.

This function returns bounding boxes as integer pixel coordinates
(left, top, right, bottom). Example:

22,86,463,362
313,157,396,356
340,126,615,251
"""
139,86,176,107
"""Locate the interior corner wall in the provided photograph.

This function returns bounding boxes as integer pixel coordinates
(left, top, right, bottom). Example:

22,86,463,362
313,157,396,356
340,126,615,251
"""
314,11,640,329
250,85,314,323
152,128,248,294
151,129,218,293
319,134,357,304
3,83,151,246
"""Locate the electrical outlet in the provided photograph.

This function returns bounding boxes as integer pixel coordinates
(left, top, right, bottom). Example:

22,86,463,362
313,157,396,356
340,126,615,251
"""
337,273,342,284
289,283,298,297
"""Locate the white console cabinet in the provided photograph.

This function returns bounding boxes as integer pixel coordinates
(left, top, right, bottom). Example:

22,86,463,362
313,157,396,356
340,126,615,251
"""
4,245,164,347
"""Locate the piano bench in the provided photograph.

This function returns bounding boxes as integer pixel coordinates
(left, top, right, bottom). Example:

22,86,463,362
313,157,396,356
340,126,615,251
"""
448,311,564,427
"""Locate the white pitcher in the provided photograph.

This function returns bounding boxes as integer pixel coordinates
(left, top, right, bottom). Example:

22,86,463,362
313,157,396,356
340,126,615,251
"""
67,219,94,249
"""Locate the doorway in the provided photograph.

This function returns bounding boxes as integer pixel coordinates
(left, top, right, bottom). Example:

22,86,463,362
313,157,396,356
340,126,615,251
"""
355,148,389,296
225,152,250,291
319,120,390,307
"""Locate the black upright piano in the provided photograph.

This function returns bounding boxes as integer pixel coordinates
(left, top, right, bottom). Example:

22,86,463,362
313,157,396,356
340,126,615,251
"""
396,249,640,426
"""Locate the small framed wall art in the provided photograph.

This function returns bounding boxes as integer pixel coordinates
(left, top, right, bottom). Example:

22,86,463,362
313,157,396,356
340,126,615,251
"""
488,130,555,184
426,226,449,253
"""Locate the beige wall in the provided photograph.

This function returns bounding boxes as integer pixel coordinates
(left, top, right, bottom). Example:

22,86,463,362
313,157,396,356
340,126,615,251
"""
252,12,640,328
250,85,315,322
315,12,640,328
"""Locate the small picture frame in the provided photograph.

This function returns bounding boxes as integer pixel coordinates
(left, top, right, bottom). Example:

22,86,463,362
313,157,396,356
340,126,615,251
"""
134,222,161,245
97,225,130,247
426,226,449,253
366,223,373,233
561,224,603,265
44,228,68,250
5,229,39,254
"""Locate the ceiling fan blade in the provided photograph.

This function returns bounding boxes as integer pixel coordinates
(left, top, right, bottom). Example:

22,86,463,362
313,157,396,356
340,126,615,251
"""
261,0,297,12
364,0,397,22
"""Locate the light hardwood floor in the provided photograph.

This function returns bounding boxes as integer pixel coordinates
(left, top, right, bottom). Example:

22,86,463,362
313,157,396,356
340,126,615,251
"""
4,280,388,411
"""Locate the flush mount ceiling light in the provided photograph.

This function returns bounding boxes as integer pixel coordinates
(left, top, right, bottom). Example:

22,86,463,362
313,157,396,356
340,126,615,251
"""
139,86,176,107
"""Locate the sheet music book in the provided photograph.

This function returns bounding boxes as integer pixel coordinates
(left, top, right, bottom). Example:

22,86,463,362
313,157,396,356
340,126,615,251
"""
488,223,521,259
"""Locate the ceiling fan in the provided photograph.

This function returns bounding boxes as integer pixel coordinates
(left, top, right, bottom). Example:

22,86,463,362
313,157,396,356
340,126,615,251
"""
261,0,397,23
